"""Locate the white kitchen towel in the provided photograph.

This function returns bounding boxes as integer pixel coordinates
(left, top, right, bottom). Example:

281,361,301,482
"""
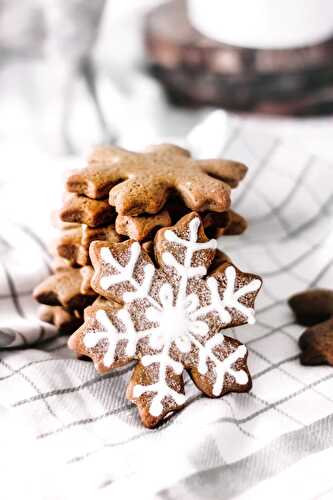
0,118,333,500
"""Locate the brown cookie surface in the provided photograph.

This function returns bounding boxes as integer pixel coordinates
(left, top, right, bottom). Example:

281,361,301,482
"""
116,210,172,241
81,224,122,249
50,256,74,273
80,265,95,295
39,305,83,335
60,193,116,227
66,144,247,215
115,205,246,242
299,318,333,365
33,267,97,311
223,210,248,236
54,223,123,266
53,226,86,266
68,212,261,428
289,289,333,326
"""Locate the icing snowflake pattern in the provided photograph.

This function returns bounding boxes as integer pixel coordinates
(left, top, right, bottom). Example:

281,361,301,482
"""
69,213,262,427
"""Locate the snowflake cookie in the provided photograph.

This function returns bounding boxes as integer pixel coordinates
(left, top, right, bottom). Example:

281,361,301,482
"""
66,144,247,215
68,212,262,428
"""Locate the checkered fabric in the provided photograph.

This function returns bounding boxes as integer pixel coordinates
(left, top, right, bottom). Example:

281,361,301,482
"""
1,120,333,500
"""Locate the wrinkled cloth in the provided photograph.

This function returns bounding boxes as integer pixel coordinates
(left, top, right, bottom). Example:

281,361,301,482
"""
1,116,333,499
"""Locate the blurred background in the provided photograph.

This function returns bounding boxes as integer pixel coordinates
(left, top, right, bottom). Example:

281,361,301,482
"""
1,0,333,159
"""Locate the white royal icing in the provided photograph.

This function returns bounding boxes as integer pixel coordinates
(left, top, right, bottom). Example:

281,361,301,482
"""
192,266,262,325
84,309,155,368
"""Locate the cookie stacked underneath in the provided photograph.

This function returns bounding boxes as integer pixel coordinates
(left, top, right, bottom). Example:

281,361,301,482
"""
34,144,247,336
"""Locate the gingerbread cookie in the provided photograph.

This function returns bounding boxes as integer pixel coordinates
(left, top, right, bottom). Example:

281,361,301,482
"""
51,210,79,230
80,265,95,295
33,267,96,311
289,289,333,327
154,196,246,237
209,249,232,272
66,144,247,215
288,288,333,366
116,210,172,241
60,193,116,227
299,319,333,366
115,209,223,242
53,226,86,266
84,296,111,318
68,212,262,428
54,224,123,266
223,210,247,236
39,305,83,335
115,206,246,242
50,256,74,273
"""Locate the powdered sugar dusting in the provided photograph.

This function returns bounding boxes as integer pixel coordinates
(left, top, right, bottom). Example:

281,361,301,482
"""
79,214,262,422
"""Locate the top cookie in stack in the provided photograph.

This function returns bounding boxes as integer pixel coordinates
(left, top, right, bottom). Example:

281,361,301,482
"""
34,143,248,335
65,143,247,236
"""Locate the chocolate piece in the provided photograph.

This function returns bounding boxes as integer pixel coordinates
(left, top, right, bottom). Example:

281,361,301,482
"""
299,318,333,365
289,289,333,326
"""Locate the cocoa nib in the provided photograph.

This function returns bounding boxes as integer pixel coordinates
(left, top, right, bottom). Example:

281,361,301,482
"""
299,318,333,366
288,289,333,327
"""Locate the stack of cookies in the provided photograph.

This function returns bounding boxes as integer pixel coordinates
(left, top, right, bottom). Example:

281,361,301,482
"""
34,144,248,337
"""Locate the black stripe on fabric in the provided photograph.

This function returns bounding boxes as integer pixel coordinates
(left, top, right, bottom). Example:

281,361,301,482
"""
0,357,59,381
0,232,12,250
260,239,323,278
253,187,291,234
17,224,50,256
252,354,299,379
81,58,114,146
0,289,33,300
17,224,52,273
67,367,333,466
250,345,333,406
37,403,133,440
2,264,26,319
257,299,286,315
251,155,316,223
221,125,241,156
310,254,333,288
0,359,59,422
233,138,280,210
13,364,133,407
247,320,295,346
46,341,71,352
285,192,333,240
157,410,333,500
